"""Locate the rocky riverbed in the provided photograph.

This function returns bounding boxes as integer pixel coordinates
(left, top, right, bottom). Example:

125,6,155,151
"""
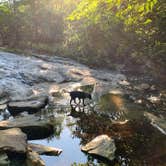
0,51,166,166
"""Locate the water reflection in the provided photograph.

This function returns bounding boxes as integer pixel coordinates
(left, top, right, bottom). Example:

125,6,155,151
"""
30,112,88,166
97,93,145,122
115,120,166,166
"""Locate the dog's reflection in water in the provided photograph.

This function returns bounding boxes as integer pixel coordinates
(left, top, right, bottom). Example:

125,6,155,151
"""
68,106,88,123
70,104,85,113
69,102,95,119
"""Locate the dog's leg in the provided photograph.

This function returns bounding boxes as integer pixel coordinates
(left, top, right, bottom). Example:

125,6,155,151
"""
70,104,76,111
70,99,73,105
78,98,81,105
74,98,77,104
82,99,85,106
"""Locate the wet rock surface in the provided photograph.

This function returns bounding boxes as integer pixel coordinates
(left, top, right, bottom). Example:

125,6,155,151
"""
81,135,116,161
0,128,27,154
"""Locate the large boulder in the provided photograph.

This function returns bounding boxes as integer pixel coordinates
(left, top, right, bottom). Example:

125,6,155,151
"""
0,115,54,140
28,143,62,156
81,135,116,161
0,128,27,154
7,96,49,116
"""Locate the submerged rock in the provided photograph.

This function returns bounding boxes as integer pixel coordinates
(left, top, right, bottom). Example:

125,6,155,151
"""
7,96,49,116
134,83,150,91
118,80,130,86
81,135,116,161
26,147,45,166
0,152,10,166
147,95,161,104
0,128,27,154
0,115,54,140
28,143,62,156
144,112,166,135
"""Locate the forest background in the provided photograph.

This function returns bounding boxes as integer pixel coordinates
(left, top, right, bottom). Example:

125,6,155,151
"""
0,0,165,80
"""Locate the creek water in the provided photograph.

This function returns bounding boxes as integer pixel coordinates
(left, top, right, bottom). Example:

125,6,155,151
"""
0,91,166,166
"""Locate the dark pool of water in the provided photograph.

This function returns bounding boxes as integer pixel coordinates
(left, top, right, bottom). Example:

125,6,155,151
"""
0,92,166,166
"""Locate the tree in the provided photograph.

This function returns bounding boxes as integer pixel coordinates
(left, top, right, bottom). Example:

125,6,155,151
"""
66,0,166,68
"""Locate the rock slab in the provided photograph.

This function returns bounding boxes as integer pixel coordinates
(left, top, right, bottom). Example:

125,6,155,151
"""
7,96,48,115
81,135,116,161
28,143,62,156
0,115,54,140
0,128,27,154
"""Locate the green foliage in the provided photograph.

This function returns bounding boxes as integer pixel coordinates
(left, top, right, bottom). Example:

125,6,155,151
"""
0,4,10,14
0,0,165,72
66,0,166,69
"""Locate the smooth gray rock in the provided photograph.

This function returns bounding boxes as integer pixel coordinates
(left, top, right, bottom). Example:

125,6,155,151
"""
81,135,116,161
7,96,49,115
28,143,62,156
0,115,54,140
0,128,27,154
